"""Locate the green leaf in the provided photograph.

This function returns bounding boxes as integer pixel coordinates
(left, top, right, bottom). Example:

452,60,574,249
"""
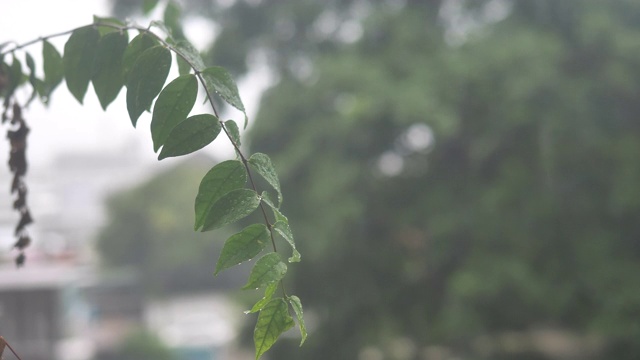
93,16,125,35
33,78,47,100
261,191,288,223
254,298,295,360
177,55,191,75
42,40,63,99
274,220,300,263
25,53,35,71
201,66,246,121
152,20,180,45
126,45,171,126
158,114,221,159
173,40,205,72
202,188,260,231
10,56,22,80
151,74,198,151
215,224,269,275
122,33,158,81
225,120,241,147
176,56,191,75
288,295,308,346
5,56,23,99
249,153,282,206
247,283,278,314
143,0,160,14
63,25,100,103
92,31,128,110
194,160,247,230
163,1,184,39
243,252,287,290
24,52,38,105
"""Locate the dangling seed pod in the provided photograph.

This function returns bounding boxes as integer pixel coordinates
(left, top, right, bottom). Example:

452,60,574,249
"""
5,101,32,267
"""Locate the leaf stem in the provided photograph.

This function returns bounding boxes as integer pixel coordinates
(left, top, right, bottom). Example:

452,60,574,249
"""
0,29,76,56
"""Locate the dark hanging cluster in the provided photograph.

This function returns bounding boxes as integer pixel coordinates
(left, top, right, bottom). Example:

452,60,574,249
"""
4,101,32,267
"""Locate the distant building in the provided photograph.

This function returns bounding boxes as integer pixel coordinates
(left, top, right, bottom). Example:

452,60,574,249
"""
0,264,143,360
0,151,247,360
0,265,71,360
146,293,242,360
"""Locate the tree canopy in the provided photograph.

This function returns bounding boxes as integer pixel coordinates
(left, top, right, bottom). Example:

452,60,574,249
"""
142,0,640,358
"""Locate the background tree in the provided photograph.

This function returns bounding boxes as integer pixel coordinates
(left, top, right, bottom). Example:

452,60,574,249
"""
97,156,248,295
98,330,177,360
108,0,640,358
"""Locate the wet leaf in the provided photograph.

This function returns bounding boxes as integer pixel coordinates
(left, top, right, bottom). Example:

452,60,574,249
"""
151,74,197,151
5,55,23,99
177,54,191,75
202,188,260,231
274,220,300,263
243,252,287,290
201,66,246,123
163,1,184,39
24,52,38,105
225,119,241,148
92,31,128,110
194,160,247,230
288,295,307,345
261,191,288,223
173,40,205,72
143,0,161,14
249,153,282,206
42,40,63,99
122,33,158,80
158,113,221,159
254,298,295,360
93,16,125,35
126,45,171,126
150,20,172,38
247,283,278,314
215,224,269,275
63,26,100,103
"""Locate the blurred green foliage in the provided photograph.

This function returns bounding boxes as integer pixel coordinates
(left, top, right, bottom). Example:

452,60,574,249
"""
110,0,640,358
100,330,177,360
97,156,247,295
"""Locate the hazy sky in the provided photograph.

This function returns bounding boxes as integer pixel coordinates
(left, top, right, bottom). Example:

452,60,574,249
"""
0,0,264,168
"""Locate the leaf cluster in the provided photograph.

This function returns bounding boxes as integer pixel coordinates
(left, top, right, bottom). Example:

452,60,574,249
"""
0,9,305,359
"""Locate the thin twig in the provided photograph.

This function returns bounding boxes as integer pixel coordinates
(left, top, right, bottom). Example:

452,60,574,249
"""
0,336,24,360
0,29,76,56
